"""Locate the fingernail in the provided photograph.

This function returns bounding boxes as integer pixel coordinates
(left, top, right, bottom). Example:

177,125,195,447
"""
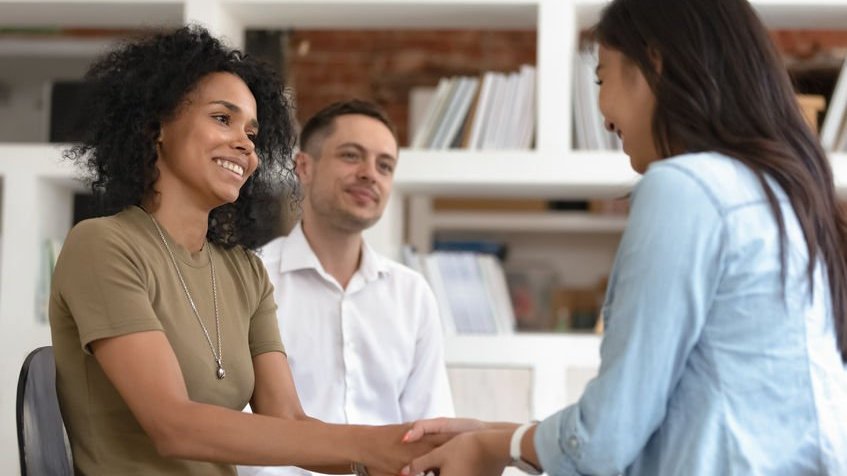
402,430,412,442
400,465,410,475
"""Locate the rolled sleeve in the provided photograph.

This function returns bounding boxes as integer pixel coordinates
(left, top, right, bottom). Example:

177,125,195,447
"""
536,412,583,475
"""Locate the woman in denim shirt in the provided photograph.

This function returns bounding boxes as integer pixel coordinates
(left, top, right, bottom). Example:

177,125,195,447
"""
402,0,847,474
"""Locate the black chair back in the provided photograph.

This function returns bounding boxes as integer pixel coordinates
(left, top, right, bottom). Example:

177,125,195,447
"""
16,346,73,476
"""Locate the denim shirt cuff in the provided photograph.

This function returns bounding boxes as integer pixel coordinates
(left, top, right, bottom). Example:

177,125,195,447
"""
535,412,582,476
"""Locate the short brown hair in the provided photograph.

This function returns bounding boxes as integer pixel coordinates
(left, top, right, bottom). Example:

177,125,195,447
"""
299,99,397,156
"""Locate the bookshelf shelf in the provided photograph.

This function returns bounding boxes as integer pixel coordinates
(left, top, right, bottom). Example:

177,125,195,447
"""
0,1,184,28
0,37,119,57
219,0,539,29
396,150,639,198
396,149,847,199
431,210,627,233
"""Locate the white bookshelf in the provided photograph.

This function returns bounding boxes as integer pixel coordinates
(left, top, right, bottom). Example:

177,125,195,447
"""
430,210,627,234
2,0,847,473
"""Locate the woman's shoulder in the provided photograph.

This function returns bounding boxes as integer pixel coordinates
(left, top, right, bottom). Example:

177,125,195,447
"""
648,151,740,184
64,207,148,252
67,213,122,242
643,151,768,210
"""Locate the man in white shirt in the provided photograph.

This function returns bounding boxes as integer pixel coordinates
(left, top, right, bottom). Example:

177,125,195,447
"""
239,100,454,476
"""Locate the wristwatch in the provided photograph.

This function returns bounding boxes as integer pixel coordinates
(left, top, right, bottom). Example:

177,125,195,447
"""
510,422,543,475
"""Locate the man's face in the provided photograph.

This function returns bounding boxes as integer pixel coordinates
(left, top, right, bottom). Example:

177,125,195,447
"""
298,114,398,233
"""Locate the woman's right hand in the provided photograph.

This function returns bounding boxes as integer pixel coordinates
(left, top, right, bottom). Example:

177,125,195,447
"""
401,417,488,443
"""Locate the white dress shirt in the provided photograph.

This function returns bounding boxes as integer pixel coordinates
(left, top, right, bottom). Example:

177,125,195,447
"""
238,223,454,476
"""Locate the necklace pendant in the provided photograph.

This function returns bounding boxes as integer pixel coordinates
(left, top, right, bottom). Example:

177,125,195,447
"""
216,363,226,380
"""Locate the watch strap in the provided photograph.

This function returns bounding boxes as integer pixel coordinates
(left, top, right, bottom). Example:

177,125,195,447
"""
510,422,543,474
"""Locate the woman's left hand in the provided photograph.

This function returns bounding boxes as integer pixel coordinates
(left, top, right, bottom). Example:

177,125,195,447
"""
401,430,512,476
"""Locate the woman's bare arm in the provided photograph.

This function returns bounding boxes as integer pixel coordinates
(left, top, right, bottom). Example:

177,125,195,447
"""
91,330,438,473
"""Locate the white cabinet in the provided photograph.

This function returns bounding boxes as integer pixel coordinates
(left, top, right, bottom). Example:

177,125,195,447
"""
1,0,846,473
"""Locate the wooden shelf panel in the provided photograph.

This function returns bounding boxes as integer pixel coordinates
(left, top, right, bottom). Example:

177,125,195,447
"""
0,1,184,28
432,210,627,233
396,150,639,198
222,0,538,29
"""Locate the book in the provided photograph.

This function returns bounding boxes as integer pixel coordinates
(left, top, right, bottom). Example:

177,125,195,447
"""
515,64,537,149
477,254,517,334
432,239,508,261
435,252,498,334
411,77,453,149
421,253,457,335
458,73,486,148
820,57,847,151
467,72,497,149
433,77,479,149
408,66,537,150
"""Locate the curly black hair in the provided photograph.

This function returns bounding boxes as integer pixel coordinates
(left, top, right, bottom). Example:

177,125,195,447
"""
65,24,296,250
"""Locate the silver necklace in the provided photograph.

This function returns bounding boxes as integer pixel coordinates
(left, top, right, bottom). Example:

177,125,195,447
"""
148,214,226,380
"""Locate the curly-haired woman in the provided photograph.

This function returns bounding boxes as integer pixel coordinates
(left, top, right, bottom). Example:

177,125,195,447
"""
50,25,441,475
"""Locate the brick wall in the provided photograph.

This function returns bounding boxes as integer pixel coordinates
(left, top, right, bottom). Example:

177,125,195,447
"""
284,30,536,146
281,29,847,145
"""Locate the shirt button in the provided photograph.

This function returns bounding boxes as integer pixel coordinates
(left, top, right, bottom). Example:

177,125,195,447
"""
567,436,580,449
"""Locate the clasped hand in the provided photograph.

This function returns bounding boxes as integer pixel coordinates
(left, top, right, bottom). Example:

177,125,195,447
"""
401,418,515,476
357,422,453,476
363,418,516,476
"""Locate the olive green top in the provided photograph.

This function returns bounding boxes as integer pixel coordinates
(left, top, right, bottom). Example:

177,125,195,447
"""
50,206,285,475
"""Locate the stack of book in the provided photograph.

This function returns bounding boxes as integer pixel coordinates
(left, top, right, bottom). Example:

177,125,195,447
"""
403,247,516,335
410,65,536,150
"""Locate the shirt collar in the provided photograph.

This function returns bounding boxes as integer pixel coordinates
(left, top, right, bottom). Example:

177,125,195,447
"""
278,222,324,274
359,237,390,282
279,222,390,283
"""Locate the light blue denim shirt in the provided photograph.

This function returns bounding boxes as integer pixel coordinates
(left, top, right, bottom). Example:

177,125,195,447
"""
535,152,847,475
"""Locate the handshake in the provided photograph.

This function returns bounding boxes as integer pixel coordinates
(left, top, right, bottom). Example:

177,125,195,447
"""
351,418,533,476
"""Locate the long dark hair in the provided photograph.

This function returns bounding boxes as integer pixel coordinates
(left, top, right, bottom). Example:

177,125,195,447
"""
65,25,296,250
595,0,847,361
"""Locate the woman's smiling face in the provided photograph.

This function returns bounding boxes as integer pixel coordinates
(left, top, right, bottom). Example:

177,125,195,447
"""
155,72,260,208
596,45,661,174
